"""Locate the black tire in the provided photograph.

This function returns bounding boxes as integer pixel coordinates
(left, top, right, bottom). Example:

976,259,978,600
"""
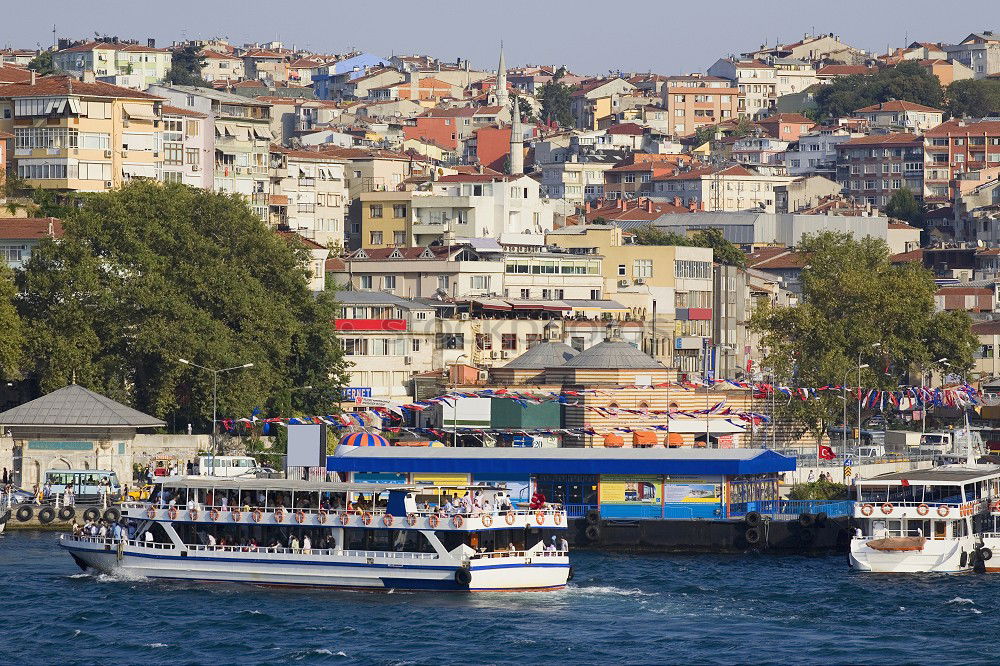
82,507,100,522
798,528,816,544
798,513,815,528
961,550,969,568
980,547,993,562
744,511,762,527
37,507,55,524
815,512,828,527
745,527,762,545
567,566,574,582
0,510,9,524
102,507,121,523
58,506,75,521
454,568,472,586
585,509,601,525
15,505,33,522
584,524,600,542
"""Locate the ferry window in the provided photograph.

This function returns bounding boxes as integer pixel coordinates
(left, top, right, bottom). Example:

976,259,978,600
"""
954,521,966,537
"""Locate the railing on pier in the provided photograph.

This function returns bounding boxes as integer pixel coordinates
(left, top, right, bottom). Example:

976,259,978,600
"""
727,499,855,519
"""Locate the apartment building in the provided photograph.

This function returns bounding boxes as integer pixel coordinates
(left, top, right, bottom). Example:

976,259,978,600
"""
707,59,777,117
923,119,1000,200
772,58,819,96
358,191,413,249
944,32,1000,79
0,217,63,270
731,135,790,165
268,146,347,246
783,126,857,177
199,50,245,83
651,165,794,212
540,157,616,204
242,49,289,83
662,75,739,137
149,85,273,219
0,76,163,192
835,133,924,206
160,105,212,189
53,42,172,88
569,78,637,130
853,100,944,133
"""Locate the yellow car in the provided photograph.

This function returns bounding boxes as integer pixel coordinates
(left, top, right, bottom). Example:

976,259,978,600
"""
126,484,154,501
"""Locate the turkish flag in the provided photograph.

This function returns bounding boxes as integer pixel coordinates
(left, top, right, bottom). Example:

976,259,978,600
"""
818,445,836,460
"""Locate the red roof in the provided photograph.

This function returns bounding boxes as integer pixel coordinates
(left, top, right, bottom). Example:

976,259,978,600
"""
605,122,645,136
161,104,207,118
59,41,167,54
937,286,992,296
972,320,1000,335
750,251,808,270
890,248,924,264
757,113,815,125
0,217,63,240
855,100,943,113
200,49,241,61
925,118,1000,138
436,173,512,183
0,65,32,84
277,230,326,250
0,75,162,100
838,132,920,147
655,165,755,181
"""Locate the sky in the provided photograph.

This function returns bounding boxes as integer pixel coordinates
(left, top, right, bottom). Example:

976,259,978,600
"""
2,0,997,75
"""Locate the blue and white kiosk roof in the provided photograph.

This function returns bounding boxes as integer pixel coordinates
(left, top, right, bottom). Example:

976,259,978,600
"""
328,446,796,477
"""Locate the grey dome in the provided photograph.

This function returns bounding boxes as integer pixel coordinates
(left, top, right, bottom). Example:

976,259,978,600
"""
560,340,663,369
504,342,578,369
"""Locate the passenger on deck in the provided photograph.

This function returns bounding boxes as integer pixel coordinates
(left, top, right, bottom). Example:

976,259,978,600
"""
144,530,154,542
302,535,312,554
208,533,217,548
220,496,228,510
71,522,82,536
559,537,569,552
291,535,300,553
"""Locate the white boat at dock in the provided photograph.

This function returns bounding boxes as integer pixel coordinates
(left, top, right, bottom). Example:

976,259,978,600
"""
58,477,571,592
849,465,1000,573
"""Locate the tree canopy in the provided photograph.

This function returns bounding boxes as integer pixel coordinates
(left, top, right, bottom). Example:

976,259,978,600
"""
26,51,54,75
537,73,574,127
16,181,349,430
814,62,944,119
946,78,1000,118
884,187,924,227
165,46,212,87
750,231,975,444
633,225,746,267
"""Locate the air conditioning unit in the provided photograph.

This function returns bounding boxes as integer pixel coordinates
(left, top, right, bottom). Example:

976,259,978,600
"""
121,150,129,158
459,312,470,321
104,150,113,158
501,350,511,359
634,278,646,285
491,351,500,359
235,167,244,174
191,164,200,172
104,181,113,188
617,279,630,287
478,370,489,381
153,151,159,157
403,356,412,365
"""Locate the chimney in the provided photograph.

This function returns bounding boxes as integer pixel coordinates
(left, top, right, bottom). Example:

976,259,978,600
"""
30,70,36,85
618,198,626,211
584,201,591,213
688,200,697,212
47,218,53,236
645,198,654,213
673,196,681,207
698,201,705,211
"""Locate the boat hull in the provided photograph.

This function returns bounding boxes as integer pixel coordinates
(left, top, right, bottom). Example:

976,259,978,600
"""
849,537,976,573
59,539,569,592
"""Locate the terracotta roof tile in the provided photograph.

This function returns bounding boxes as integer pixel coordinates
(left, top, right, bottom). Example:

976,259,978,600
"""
161,104,207,118
855,100,943,113
838,132,920,147
0,75,163,100
0,65,32,84
0,217,63,240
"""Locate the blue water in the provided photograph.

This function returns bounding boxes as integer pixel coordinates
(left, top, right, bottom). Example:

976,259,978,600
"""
3,530,1000,665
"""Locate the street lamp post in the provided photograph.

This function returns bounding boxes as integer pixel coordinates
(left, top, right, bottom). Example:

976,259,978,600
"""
857,343,881,446
178,359,254,464
844,365,868,451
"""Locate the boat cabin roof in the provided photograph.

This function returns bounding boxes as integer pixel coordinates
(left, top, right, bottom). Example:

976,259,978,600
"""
157,477,425,493
857,465,1000,486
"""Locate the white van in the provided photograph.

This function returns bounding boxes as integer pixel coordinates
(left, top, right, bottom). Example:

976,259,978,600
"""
44,470,121,499
195,455,261,477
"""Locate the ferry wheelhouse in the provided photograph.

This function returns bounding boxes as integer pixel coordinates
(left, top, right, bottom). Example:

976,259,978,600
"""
849,465,1000,573
58,478,570,591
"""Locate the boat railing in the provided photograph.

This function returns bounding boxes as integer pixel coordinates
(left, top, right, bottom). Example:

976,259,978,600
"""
184,543,440,560
854,529,930,540
133,503,568,522
471,549,567,560
60,534,175,550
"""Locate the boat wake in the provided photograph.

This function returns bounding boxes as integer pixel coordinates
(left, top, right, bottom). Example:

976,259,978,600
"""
946,597,975,605
566,585,659,597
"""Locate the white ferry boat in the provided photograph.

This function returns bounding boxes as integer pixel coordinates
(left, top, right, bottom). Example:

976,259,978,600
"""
58,478,571,592
849,465,1000,573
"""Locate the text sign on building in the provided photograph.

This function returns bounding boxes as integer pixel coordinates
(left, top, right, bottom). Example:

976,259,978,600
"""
342,387,372,400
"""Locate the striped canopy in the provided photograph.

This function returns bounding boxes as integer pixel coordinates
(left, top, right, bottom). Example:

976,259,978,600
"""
340,432,390,447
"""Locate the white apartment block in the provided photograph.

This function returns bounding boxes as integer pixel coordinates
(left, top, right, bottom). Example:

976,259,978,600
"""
160,105,213,189
269,147,348,247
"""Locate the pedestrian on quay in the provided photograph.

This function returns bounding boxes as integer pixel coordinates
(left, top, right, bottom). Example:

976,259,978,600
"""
807,470,815,482
2,467,7,485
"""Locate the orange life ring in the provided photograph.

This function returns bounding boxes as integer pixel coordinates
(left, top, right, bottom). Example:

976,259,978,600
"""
860,504,874,516
295,511,306,524
535,510,545,525
232,510,242,522
505,511,516,525
452,514,464,528
362,512,373,526
146,507,156,519
406,513,418,526
168,506,178,520
880,503,893,515
274,508,285,523
481,513,493,527
992,501,1000,512
189,508,199,521
938,505,950,517
340,511,351,525
210,509,220,522
252,509,263,522
428,514,440,528
554,512,563,525
383,514,394,527
917,503,929,516
318,510,328,524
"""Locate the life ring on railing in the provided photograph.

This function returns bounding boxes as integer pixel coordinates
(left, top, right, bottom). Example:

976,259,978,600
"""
535,510,545,525
232,509,242,522
554,512,563,525
146,507,156,519
295,511,306,524
252,509,263,522
428,514,440,528
860,504,874,517
880,503,893,515
406,513,418,526
340,511,351,525
383,514,394,527
362,512,373,526
167,506,178,520
452,514,464,528
505,511,516,525
992,501,1000,512
274,508,285,523
210,509,220,521
917,503,930,516
938,505,951,517
189,508,199,521
481,513,493,527
318,510,328,524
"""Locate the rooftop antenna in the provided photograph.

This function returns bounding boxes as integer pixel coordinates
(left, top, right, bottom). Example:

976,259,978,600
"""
52,24,56,50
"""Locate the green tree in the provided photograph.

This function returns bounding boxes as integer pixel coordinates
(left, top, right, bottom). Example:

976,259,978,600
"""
18,181,349,431
750,231,975,446
0,265,24,379
946,79,1000,118
27,51,55,75
632,225,690,246
884,187,923,226
166,46,212,87
511,96,533,123
814,62,944,119
633,225,746,267
537,79,574,127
